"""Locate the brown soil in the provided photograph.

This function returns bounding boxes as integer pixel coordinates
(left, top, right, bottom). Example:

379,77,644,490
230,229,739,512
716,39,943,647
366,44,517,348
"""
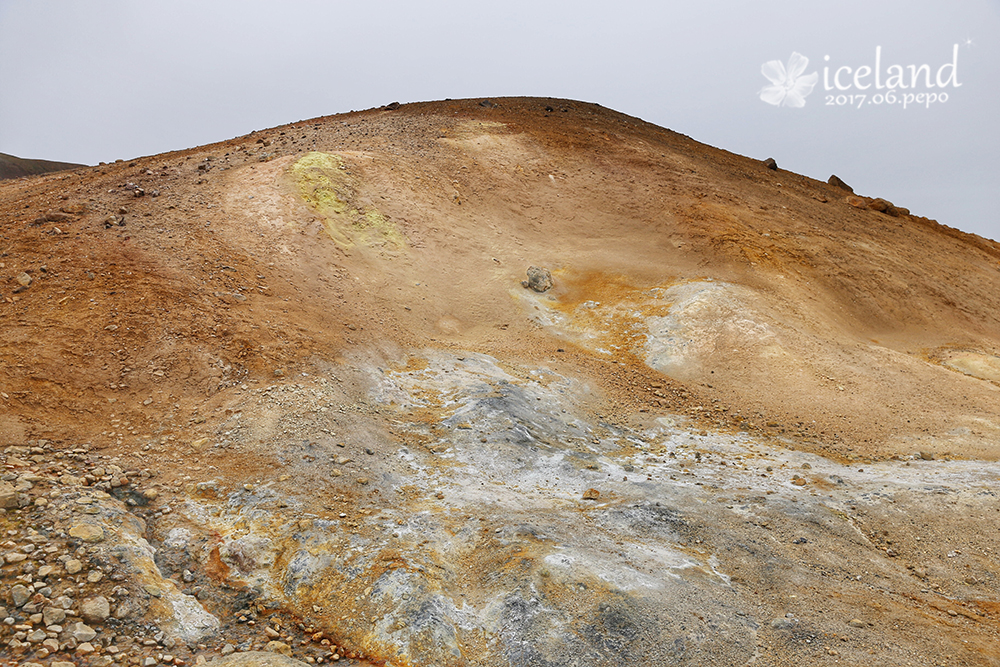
4,96,1000,667
2,97,999,464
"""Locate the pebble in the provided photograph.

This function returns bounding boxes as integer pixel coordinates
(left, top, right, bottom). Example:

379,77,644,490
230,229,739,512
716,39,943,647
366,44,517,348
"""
68,523,105,543
65,558,84,574
266,640,293,656
12,584,31,607
848,618,867,628
66,620,98,642
43,605,67,625
81,595,111,623
0,480,18,508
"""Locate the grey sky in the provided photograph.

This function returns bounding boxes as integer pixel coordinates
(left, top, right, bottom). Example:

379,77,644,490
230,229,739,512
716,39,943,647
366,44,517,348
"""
2,0,997,240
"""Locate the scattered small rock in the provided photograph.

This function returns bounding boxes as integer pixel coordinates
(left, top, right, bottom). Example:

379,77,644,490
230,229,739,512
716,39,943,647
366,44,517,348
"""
65,620,98,642
522,266,553,293
828,174,854,192
80,596,111,623
582,488,600,500
0,480,18,508
763,157,778,170
266,640,293,656
12,583,30,607
43,605,67,625
68,523,105,543
211,651,309,666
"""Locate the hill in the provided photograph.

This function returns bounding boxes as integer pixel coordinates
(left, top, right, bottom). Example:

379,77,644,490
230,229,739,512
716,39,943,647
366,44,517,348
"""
0,151,84,180
2,97,999,666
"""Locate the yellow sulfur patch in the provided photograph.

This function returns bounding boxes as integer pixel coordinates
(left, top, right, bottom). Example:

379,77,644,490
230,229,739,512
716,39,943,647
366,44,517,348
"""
289,151,405,251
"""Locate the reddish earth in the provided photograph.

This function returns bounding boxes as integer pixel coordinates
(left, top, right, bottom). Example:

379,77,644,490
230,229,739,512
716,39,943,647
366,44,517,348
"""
3,97,999,463
3,97,1000,666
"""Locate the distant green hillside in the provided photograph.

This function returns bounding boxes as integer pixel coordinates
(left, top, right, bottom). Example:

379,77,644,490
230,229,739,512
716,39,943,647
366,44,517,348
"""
0,152,85,180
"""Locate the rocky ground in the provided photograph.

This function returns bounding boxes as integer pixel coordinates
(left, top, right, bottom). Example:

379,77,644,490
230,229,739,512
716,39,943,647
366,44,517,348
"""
1,441,374,667
3,97,1000,666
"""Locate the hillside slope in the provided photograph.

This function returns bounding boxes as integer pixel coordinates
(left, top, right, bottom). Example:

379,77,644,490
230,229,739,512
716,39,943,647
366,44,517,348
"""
2,98,1000,666
3,98,999,460
0,151,84,180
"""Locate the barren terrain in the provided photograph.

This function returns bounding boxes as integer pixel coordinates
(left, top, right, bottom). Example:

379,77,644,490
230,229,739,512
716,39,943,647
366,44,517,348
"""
0,153,83,182
2,97,1000,666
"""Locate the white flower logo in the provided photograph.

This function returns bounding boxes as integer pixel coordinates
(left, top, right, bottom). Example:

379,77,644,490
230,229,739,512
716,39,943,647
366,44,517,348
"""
759,52,819,108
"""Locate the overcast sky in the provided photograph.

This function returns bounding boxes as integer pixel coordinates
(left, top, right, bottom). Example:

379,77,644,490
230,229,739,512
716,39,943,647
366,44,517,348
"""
1,0,997,240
